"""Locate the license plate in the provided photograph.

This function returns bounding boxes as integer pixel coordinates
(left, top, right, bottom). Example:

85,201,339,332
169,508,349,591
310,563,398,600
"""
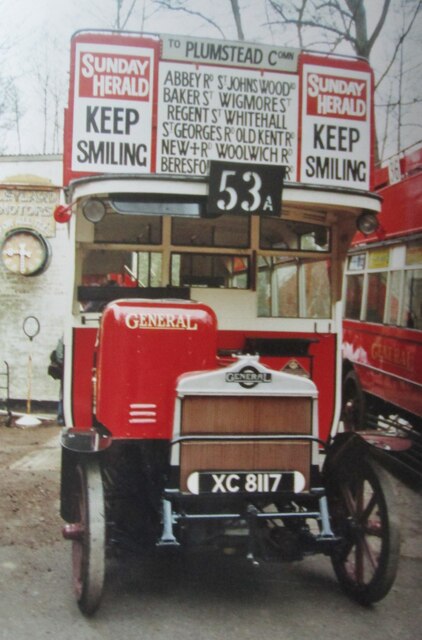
186,471,306,495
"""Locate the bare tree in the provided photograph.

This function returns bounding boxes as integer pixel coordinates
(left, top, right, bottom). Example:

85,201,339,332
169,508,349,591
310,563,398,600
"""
230,0,245,40
114,0,138,29
154,0,246,40
268,0,421,160
376,0,422,158
0,1,19,154
268,0,392,58
0,78,14,153
8,86,23,155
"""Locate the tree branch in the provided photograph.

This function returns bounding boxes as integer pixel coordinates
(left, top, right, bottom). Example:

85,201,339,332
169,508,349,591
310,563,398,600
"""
375,0,421,89
230,0,245,40
269,0,358,49
366,0,391,54
120,0,138,30
154,1,226,38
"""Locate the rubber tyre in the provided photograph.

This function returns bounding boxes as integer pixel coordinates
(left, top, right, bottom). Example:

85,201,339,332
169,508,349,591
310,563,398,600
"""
342,370,366,431
71,458,106,615
328,457,400,605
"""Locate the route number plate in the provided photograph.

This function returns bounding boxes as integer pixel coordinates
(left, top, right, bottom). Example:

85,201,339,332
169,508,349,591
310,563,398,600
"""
207,161,285,217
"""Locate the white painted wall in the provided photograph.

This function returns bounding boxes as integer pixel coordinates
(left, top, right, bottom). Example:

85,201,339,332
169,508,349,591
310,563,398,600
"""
0,155,71,405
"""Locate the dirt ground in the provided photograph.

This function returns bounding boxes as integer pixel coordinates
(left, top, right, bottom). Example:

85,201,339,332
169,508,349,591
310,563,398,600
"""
0,419,62,549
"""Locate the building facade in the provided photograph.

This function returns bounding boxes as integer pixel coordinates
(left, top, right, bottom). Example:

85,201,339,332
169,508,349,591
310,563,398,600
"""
0,155,69,409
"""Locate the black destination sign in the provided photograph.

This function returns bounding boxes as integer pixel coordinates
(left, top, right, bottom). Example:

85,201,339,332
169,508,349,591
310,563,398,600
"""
207,161,285,217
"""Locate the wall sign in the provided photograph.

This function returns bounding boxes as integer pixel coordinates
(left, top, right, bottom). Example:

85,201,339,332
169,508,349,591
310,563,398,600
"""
0,187,59,237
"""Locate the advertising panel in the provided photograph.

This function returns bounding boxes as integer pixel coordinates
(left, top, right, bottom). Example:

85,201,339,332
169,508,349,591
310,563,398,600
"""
300,61,372,190
71,40,157,174
65,32,373,191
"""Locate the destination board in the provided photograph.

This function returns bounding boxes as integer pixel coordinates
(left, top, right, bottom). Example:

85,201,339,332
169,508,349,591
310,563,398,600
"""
65,33,373,191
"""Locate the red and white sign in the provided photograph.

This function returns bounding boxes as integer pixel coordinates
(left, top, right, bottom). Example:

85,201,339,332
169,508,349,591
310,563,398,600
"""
71,41,156,174
65,34,374,190
300,63,372,190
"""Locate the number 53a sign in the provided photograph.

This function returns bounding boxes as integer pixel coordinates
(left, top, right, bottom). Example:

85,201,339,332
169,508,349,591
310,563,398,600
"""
207,161,285,217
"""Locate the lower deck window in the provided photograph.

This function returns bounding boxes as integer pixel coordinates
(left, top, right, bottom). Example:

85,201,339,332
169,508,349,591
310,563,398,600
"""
257,256,331,318
345,274,364,320
344,240,422,329
403,269,422,329
171,254,249,289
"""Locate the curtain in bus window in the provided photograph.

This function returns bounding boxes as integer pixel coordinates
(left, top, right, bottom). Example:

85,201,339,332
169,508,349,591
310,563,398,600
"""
365,272,387,323
275,261,299,317
257,256,271,316
137,252,162,287
402,269,422,329
303,260,331,318
257,257,330,318
257,256,297,316
387,271,401,325
345,274,364,319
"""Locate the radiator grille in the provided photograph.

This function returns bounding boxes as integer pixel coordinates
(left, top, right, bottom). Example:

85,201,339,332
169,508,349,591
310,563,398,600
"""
179,396,312,492
181,396,312,434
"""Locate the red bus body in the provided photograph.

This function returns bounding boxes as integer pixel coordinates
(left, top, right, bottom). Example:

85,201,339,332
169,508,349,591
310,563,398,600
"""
343,144,422,425
56,31,404,614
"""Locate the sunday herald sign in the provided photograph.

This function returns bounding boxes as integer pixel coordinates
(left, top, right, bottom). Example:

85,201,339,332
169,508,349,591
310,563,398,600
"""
65,32,374,190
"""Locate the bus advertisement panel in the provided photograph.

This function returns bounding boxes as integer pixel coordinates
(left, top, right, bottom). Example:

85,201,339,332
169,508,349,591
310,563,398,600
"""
64,32,374,190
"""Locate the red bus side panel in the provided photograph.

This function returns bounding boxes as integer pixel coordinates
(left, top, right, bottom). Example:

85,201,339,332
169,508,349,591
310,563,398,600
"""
343,320,422,417
71,327,97,428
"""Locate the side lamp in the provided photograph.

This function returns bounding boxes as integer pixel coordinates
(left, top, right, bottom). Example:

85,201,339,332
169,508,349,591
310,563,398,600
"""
53,198,106,224
82,198,106,223
356,212,379,236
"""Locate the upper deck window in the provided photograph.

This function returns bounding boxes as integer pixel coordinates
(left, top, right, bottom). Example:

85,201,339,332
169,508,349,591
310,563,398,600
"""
171,215,249,248
94,212,162,244
260,218,330,252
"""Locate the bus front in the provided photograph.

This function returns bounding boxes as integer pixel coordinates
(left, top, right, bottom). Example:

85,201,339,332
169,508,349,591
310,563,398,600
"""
56,32,394,615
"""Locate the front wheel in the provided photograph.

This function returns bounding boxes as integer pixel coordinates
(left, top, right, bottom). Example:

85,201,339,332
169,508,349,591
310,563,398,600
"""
71,458,106,615
328,457,400,605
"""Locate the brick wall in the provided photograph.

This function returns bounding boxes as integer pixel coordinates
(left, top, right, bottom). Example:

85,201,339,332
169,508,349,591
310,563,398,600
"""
0,156,69,407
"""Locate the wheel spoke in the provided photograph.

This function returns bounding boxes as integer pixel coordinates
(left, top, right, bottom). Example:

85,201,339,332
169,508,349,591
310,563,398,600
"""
329,458,400,604
362,535,379,572
355,536,365,584
360,492,377,525
341,484,358,518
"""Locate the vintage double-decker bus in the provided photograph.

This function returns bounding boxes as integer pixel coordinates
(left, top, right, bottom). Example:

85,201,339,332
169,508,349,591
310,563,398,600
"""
56,30,400,614
342,143,422,479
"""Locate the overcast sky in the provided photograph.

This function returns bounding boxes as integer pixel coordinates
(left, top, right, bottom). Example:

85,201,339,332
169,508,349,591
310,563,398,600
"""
1,0,421,160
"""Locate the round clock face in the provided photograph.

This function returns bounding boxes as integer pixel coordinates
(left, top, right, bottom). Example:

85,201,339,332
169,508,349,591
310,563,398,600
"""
1,228,50,276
